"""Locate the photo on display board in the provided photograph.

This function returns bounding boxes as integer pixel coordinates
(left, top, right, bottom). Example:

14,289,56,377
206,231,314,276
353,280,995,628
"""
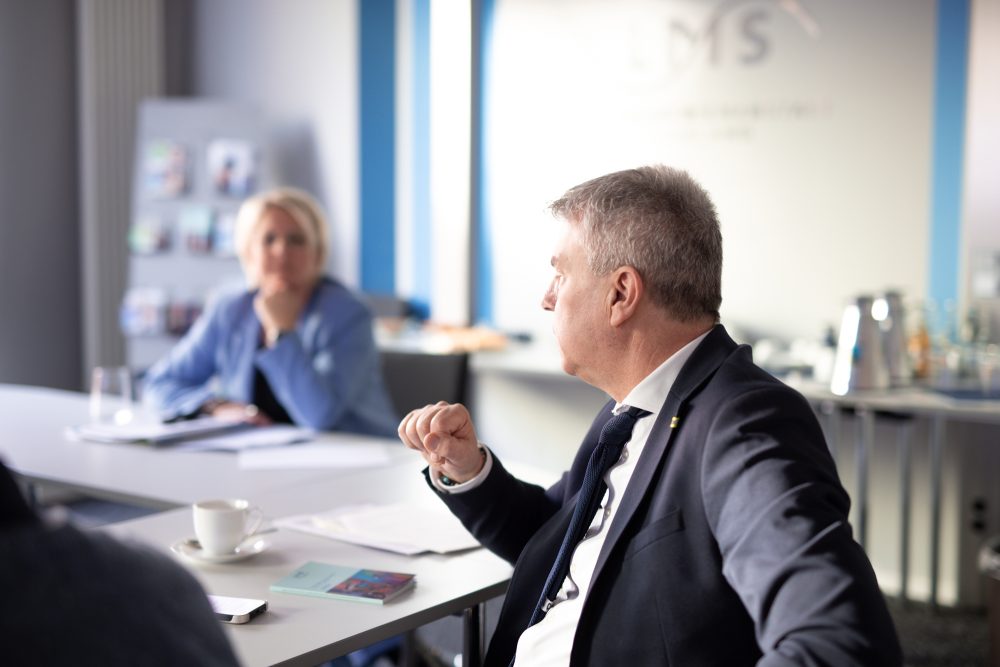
179,206,214,254
166,298,204,337
142,139,190,199
120,287,169,337
128,215,172,255
207,138,258,198
212,211,238,257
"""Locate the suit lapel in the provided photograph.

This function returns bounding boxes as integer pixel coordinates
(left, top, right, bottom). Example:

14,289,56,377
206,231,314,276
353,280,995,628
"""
588,324,740,588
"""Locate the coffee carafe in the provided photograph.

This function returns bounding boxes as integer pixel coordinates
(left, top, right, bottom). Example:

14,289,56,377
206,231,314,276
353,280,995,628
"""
831,295,890,395
881,290,911,386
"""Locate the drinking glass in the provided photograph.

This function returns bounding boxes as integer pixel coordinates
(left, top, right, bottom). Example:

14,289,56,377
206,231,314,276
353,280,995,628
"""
89,366,134,425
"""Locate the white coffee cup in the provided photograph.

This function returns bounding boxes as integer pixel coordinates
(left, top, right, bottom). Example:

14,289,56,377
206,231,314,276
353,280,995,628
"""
192,499,263,556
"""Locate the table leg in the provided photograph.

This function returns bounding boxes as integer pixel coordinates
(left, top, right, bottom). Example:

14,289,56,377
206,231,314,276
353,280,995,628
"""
897,419,913,604
401,629,418,667
463,603,485,667
856,409,873,551
930,416,944,610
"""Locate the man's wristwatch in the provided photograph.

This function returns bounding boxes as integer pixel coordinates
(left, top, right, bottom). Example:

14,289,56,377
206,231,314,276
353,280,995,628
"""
438,447,487,487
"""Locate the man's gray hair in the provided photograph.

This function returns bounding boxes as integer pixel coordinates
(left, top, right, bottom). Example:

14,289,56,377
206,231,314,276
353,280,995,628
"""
549,165,722,322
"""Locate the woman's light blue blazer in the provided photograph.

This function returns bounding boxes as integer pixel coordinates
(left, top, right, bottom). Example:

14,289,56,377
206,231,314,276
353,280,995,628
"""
142,277,398,437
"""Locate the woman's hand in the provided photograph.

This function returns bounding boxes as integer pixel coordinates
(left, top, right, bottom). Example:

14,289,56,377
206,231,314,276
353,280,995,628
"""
397,402,486,483
254,278,308,346
203,400,272,426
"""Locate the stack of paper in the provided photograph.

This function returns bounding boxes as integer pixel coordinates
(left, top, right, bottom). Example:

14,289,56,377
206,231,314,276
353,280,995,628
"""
68,417,246,445
275,502,480,555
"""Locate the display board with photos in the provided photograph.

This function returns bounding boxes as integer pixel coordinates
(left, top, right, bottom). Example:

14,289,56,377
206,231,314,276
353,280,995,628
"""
125,99,274,372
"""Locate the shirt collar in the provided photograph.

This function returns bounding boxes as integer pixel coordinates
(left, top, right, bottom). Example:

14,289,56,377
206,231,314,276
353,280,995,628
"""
613,329,712,416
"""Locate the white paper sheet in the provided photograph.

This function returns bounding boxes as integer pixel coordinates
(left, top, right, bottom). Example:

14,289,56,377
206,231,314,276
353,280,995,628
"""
275,502,480,555
172,425,315,452
238,442,394,470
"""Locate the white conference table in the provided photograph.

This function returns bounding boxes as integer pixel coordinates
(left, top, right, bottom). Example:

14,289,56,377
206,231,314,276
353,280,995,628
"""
0,384,407,509
107,462,513,667
0,383,514,666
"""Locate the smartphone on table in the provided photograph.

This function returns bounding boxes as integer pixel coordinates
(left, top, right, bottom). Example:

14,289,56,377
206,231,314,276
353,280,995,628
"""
208,594,268,624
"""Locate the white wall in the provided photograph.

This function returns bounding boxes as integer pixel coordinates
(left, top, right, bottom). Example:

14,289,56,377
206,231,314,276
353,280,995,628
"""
187,0,361,286
484,0,936,343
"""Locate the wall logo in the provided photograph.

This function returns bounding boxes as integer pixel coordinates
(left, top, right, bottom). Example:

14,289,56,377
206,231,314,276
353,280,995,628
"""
665,0,819,73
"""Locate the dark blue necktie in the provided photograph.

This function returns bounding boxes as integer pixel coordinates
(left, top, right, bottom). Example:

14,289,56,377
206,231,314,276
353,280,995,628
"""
527,405,650,627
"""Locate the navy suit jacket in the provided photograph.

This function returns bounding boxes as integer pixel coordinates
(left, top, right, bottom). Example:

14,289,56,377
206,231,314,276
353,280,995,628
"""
433,325,901,666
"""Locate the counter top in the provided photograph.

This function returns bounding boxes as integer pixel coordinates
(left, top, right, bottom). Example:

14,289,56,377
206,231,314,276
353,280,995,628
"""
784,378,1000,425
469,343,1000,424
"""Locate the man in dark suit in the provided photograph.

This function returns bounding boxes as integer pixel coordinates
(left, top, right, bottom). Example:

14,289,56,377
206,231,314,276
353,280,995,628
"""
399,165,901,666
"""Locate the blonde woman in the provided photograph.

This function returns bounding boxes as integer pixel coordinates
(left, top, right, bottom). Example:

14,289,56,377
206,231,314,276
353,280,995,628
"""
144,188,396,436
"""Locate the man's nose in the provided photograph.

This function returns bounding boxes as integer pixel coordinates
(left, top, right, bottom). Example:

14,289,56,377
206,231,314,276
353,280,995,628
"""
541,287,555,311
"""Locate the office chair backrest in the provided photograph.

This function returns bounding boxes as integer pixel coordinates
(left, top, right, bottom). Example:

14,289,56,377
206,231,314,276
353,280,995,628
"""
380,351,469,417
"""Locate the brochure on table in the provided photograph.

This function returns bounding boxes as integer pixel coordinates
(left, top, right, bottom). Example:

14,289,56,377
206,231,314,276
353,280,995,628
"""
271,561,416,605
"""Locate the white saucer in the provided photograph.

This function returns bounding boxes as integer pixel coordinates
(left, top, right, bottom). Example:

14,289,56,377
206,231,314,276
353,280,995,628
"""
171,537,269,564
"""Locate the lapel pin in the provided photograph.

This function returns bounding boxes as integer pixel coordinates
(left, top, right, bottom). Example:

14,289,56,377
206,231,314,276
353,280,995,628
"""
670,416,680,428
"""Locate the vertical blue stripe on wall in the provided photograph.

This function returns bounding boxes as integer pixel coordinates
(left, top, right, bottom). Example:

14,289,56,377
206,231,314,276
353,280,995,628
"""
928,0,970,318
359,0,396,294
473,0,496,324
410,0,432,319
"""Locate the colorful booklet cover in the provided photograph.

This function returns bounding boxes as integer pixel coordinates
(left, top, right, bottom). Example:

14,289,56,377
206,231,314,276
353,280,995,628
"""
270,561,416,605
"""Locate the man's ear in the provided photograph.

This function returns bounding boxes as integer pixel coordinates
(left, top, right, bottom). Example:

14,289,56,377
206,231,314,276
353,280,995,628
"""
609,266,643,327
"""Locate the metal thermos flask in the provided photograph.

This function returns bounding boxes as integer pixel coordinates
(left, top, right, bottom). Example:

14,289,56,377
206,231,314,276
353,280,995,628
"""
831,295,890,395
882,291,911,386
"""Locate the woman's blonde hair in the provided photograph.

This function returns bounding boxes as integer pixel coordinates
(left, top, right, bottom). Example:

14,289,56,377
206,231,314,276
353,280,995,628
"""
233,187,330,286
